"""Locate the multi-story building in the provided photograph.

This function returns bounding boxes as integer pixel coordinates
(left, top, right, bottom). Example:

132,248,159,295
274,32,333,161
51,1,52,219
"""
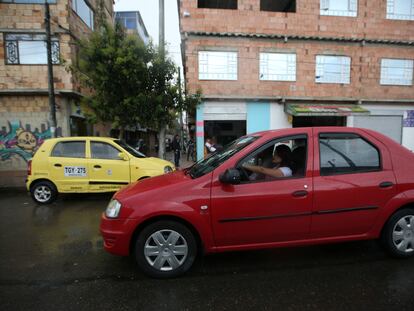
178,0,414,159
115,11,150,45
0,0,114,186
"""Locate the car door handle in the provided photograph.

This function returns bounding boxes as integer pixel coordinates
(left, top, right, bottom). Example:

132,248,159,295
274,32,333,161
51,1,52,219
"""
54,163,62,167
94,165,102,169
292,190,308,197
379,181,394,188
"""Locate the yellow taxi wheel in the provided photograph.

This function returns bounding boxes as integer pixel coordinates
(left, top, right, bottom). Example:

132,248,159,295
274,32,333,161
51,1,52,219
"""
30,181,58,205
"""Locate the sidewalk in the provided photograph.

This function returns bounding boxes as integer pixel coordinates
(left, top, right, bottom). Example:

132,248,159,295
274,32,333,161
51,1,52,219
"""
165,151,196,169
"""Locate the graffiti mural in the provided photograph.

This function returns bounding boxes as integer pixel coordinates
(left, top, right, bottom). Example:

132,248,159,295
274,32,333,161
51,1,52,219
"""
0,120,62,162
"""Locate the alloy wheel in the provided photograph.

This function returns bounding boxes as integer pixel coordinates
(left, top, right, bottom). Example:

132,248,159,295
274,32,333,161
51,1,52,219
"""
34,186,52,203
392,215,414,253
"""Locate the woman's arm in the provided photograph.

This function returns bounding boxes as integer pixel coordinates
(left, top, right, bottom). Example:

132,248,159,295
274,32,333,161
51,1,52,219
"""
243,164,285,178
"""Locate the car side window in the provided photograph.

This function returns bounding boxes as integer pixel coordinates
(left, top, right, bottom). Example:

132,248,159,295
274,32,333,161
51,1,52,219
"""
51,141,85,158
91,142,122,160
319,133,381,176
238,135,307,183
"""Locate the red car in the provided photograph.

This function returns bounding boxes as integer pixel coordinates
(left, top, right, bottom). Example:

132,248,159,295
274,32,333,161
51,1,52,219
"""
100,127,414,278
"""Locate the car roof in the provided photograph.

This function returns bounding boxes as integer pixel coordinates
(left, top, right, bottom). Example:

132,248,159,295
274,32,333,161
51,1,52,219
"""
44,136,117,142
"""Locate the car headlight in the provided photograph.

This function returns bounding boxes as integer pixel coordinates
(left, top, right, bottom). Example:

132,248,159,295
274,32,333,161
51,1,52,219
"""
164,165,173,173
105,199,122,218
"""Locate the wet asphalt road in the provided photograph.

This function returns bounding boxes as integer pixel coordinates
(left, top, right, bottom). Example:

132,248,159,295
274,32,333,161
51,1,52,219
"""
1,189,414,311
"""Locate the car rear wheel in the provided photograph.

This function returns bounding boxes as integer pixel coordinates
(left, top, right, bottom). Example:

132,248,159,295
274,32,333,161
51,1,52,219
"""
135,220,197,278
382,208,414,258
30,181,57,204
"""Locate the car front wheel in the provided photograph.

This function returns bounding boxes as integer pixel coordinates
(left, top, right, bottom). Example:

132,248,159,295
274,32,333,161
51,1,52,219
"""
382,208,414,258
30,181,58,204
135,220,197,278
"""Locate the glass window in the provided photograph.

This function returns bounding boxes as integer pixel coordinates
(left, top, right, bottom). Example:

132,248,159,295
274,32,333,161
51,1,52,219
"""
114,140,146,158
319,134,381,176
380,59,413,86
260,53,296,81
198,0,237,9
72,0,94,29
320,0,358,17
51,141,86,158
91,142,122,160
198,51,238,80
315,55,351,84
5,34,59,65
189,136,258,178
386,0,414,20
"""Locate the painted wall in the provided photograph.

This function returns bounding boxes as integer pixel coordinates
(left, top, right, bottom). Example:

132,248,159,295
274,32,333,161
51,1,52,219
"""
270,103,292,130
196,103,204,161
246,102,270,134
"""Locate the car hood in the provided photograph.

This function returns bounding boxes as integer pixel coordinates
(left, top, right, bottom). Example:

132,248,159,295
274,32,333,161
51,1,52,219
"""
115,169,190,202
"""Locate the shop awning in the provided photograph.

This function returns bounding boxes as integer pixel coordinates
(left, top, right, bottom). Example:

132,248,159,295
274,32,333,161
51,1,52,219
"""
285,104,370,116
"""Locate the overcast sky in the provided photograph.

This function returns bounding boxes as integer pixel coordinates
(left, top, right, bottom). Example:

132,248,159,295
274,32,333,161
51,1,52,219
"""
114,0,182,71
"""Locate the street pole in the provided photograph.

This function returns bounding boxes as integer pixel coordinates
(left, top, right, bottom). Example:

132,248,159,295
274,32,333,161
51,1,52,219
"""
45,2,57,138
158,0,166,159
178,67,184,151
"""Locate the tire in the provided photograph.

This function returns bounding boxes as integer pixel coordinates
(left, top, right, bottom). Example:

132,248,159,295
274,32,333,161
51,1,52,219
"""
30,181,58,204
381,208,414,258
135,220,197,278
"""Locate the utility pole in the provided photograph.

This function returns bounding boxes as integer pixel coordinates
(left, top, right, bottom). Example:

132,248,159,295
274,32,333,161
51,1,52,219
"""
45,2,57,138
178,68,184,151
158,0,166,159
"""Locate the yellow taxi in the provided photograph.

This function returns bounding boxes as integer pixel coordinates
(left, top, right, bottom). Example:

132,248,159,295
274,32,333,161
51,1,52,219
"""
26,137,174,204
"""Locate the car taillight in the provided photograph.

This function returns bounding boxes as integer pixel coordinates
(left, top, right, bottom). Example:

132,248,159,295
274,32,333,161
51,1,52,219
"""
27,160,32,176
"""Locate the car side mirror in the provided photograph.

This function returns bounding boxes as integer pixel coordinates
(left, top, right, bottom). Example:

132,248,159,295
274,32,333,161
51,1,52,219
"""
219,168,241,185
118,152,128,161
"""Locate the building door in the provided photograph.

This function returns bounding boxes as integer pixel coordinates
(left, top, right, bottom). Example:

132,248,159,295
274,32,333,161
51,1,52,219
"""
204,120,246,147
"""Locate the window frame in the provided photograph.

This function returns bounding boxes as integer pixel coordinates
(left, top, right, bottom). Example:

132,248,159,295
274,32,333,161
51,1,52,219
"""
50,141,86,159
71,0,95,30
380,58,414,86
235,134,309,184
259,52,297,82
320,0,358,17
198,50,238,81
386,0,414,21
4,33,60,65
90,141,123,160
318,133,382,177
315,55,351,84
197,0,238,10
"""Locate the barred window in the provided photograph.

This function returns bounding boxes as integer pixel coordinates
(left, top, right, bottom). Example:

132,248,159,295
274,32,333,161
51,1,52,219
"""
260,53,296,81
320,0,358,17
315,55,351,84
380,59,413,86
5,34,60,65
198,51,238,80
386,0,414,20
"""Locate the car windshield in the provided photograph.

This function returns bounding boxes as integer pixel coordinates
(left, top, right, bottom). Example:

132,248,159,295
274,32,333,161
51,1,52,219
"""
189,136,259,178
114,140,146,158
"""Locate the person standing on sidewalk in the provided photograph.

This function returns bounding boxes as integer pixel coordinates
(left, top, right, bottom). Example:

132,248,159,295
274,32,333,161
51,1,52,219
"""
172,134,181,168
187,136,195,161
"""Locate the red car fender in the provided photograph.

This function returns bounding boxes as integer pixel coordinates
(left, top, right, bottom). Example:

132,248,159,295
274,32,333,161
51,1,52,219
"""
128,200,215,253
369,190,414,237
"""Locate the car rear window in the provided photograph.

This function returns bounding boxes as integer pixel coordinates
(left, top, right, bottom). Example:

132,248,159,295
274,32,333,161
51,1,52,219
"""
51,141,85,158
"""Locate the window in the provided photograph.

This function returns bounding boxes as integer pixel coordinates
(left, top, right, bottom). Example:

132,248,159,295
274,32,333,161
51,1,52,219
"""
386,0,414,20
320,0,358,17
72,0,94,29
199,51,238,80
260,0,296,12
4,34,60,65
319,133,380,176
91,142,122,160
238,136,307,183
260,53,296,81
380,59,413,86
115,12,138,30
315,55,351,84
198,0,237,9
51,141,85,158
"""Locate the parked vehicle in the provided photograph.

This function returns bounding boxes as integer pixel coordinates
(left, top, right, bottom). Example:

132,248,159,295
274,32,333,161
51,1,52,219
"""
100,127,414,278
26,137,174,204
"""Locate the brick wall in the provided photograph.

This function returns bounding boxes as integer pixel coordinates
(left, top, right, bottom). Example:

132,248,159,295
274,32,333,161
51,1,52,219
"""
184,36,414,100
180,0,414,41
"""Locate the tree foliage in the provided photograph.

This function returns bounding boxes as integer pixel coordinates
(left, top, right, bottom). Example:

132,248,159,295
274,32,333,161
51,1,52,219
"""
73,22,201,137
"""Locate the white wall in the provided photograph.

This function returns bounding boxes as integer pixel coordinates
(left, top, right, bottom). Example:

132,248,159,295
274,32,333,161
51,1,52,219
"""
270,103,292,129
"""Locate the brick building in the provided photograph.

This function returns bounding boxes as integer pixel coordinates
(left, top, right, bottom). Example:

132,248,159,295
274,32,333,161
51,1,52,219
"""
178,0,414,159
0,0,114,186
